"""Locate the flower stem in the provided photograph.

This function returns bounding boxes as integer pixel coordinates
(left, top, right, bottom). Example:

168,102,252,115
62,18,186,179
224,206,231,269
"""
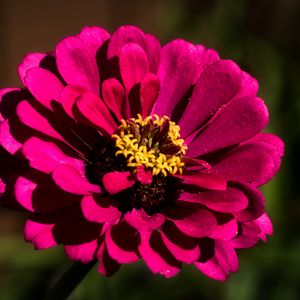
43,260,97,300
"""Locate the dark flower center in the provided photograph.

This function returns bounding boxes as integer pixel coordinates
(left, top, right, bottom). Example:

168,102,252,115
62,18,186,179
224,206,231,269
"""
85,114,186,215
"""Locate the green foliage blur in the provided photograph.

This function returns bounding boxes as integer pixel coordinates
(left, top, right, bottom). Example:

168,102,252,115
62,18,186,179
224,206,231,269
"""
0,0,299,299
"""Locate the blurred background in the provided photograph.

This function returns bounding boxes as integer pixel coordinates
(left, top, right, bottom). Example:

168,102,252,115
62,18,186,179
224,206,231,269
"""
0,0,299,299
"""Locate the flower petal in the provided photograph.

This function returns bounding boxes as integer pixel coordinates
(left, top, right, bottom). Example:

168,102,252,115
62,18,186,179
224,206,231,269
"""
125,209,165,231
140,73,160,118
152,39,198,116
24,67,63,110
64,239,98,263
208,216,238,240
0,120,22,154
108,25,161,73
102,171,135,194
120,43,149,92
171,209,217,238
187,96,269,157
22,137,84,174
81,195,121,223
138,230,181,278
180,188,248,213
24,219,57,250
56,36,100,93
105,222,140,264
174,172,227,191
195,241,238,281
97,243,121,277
52,164,100,195
179,60,242,137
102,78,127,120
75,92,117,135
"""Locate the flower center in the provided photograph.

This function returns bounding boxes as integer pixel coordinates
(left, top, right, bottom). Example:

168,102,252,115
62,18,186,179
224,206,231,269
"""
112,114,187,177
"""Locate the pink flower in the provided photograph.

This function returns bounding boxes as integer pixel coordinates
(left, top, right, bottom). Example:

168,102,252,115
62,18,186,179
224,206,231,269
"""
0,25,283,280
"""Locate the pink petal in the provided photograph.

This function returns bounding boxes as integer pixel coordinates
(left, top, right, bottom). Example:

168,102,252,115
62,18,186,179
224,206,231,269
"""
78,26,110,57
16,100,63,141
97,243,121,277
140,73,160,118
24,219,57,250
195,241,238,281
152,39,199,116
75,92,117,135
211,143,275,186
180,188,248,213
18,53,47,86
230,222,261,249
24,67,64,110
180,60,242,137
52,164,100,195
255,213,273,236
208,217,238,240
81,195,121,223
187,96,269,157
172,209,217,238
0,120,22,154
195,45,220,78
174,172,227,191
236,71,259,98
138,230,181,278
56,36,100,94
102,171,135,194
120,43,149,92
161,231,200,263
15,176,37,212
125,209,165,231
136,166,153,184
105,222,140,264
22,137,84,174
233,182,265,222
102,78,127,120
60,85,86,118
64,239,98,263
108,25,161,73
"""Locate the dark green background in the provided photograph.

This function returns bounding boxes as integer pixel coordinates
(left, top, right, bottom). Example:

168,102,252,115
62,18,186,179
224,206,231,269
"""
0,0,299,299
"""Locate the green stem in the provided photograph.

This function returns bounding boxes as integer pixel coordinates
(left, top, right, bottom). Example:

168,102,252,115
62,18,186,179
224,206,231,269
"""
43,260,97,300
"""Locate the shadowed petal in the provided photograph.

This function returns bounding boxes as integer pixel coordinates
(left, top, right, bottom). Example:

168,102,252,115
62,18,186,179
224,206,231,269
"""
102,171,135,194
65,239,98,263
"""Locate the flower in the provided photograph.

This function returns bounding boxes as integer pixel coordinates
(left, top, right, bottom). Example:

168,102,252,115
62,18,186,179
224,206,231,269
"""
0,25,283,281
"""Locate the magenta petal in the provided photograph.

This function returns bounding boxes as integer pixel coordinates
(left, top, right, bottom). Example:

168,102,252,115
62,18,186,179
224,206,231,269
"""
236,71,259,98
81,195,121,223
136,166,153,184
60,85,86,118
105,224,139,264
174,172,227,191
18,53,47,86
255,213,273,236
108,25,161,73
56,36,100,94
231,222,261,248
24,67,63,109
208,217,238,240
195,241,238,281
172,209,217,238
75,92,117,135
0,120,22,154
138,230,180,278
180,60,242,137
97,243,121,277
78,26,110,57
187,96,269,157
65,239,98,263
161,231,200,263
102,171,135,194
211,143,275,186
16,100,63,141
52,164,100,195
24,219,57,250
140,73,160,118
195,45,220,77
125,209,165,231
102,78,127,120
180,188,248,213
15,176,37,211
22,137,84,174
120,43,149,92
152,39,198,116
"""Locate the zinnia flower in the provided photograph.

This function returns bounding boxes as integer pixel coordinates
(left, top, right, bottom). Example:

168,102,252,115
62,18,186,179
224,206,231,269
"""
0,25,283,280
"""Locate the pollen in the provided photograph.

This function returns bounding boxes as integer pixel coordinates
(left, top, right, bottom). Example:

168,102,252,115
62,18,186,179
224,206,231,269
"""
112,114,187,176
